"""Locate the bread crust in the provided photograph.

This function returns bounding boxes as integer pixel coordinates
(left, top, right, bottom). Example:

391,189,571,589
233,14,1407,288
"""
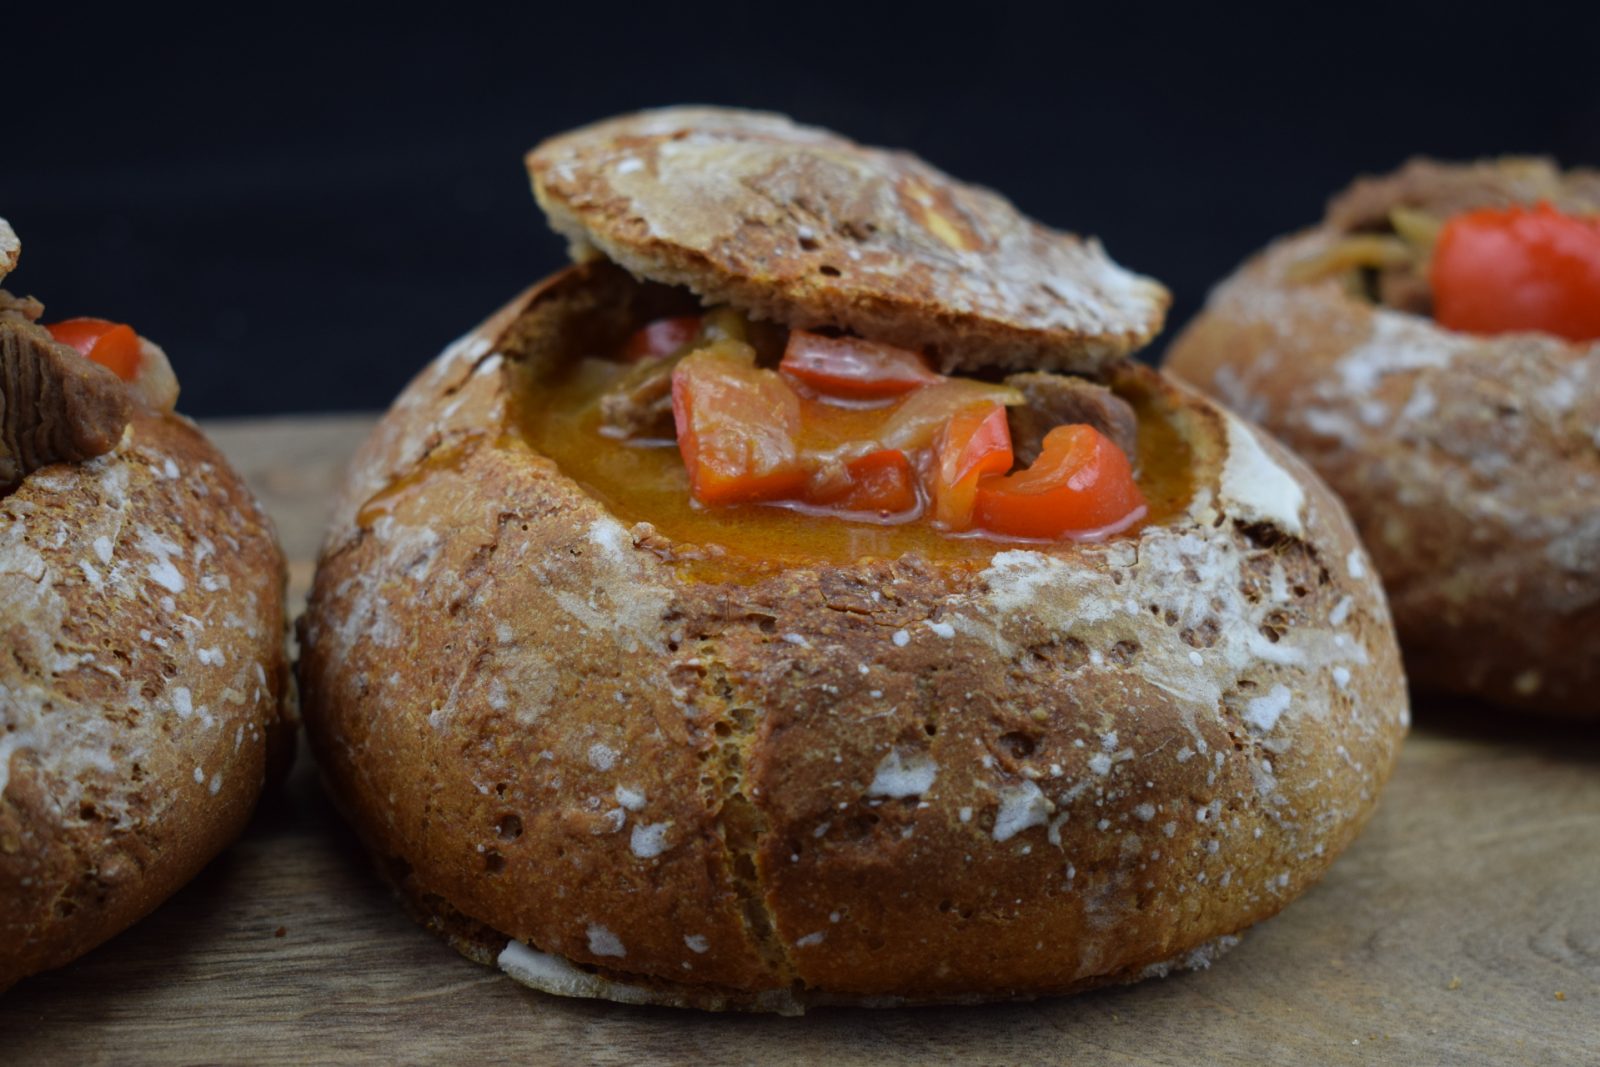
1165,164,1600,716
526,108,1168,376
299,267,1408,1009
0,407,291,990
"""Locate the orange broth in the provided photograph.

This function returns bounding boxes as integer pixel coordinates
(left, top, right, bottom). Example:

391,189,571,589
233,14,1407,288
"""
512,353,1195,572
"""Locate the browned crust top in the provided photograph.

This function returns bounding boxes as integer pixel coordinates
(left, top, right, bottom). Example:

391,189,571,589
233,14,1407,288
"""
526,107,1169,375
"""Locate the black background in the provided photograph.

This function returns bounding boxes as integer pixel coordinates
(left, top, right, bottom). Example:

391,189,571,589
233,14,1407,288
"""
5,6,1598,417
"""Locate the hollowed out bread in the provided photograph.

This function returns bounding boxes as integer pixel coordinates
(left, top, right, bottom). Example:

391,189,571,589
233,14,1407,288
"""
298,262,1408,1012
0,409,291,990
527,107,1169,377
1165,159,1600,716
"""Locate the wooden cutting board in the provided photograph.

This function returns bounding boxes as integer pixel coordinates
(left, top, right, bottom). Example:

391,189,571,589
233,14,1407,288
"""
3,416,1595,1066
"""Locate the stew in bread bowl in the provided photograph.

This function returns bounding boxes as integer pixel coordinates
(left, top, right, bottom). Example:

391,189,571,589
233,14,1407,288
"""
298,109,1408,1011
0,219,291,991
1167,158,1600,716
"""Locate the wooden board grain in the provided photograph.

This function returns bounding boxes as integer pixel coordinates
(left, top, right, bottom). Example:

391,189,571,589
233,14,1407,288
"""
3,415,1596,1066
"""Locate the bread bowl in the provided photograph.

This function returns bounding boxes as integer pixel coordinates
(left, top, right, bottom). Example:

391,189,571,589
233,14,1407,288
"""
0,219,291,990
298,108,1408,1012
1166,158,1600,716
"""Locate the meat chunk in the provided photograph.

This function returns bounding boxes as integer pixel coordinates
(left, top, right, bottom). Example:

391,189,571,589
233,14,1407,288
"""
597,357,678,440
1,305,131,495
1376,267,1433,317
1004,372,1138,467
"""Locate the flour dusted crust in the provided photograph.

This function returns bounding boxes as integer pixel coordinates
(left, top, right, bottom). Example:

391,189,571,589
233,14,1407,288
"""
299,264,1407,1011
527,107,1169,376
1166,161,1600,716
0,375,290,987
1,220,290,988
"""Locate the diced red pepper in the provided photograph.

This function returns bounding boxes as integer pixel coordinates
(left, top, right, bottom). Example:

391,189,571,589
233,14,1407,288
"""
664,322,1144,542
932,404,1013,530
809,449,919,515
1430,202,1600,342
780,330,943,398
622,315,703,362
973,424,1145,539
671,346,806,506
45,318,142,381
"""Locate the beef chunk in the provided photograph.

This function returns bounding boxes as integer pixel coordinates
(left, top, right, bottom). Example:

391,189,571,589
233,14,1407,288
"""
1,305,131,495
597,357,679,440
1004,372,1138,467
1376,267,1433,317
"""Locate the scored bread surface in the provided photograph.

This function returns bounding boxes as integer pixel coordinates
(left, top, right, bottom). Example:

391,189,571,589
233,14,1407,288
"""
527,107,1169,376
1166,159,1600,715
0,409,291,989
299,265,1408,1010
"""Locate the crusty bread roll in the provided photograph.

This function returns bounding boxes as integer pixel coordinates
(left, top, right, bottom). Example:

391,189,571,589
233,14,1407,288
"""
0,219,291,990
299,108,1407,1012
1166,158,1600,716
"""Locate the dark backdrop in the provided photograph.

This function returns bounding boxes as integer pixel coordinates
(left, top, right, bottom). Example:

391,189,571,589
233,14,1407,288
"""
6,7,1598,417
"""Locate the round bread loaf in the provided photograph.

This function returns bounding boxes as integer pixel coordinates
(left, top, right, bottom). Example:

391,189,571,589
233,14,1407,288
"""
1166,158,1600,716
0,222,291,990
300,255,1407,1010
0,410,291,990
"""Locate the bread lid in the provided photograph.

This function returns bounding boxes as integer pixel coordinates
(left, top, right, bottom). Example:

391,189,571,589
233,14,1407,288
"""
527,107,1169,376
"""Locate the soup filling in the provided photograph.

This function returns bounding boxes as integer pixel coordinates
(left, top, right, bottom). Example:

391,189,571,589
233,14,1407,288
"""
1291,169,1600,343
594,309,1146,542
